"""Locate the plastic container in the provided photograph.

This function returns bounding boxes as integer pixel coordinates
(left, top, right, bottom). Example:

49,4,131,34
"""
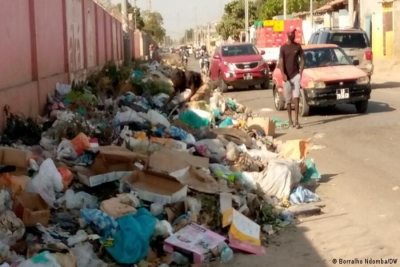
172,252,189,266
218,242,233,263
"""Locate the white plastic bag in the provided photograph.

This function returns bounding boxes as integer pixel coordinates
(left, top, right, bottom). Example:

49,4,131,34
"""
64,190,98,210
56,83,72,95
71,243,107,267
115,108,145,124
139,110,170,128
26,159,64,207
56,140,78,161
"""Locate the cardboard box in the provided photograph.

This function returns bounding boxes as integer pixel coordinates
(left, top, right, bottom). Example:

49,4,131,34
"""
149,148,209,173
124,170,187,205
13,192,50,227
74,146,145,187
247,117,276,137
0,147,32,176
164,223,225,263
222,208,265,255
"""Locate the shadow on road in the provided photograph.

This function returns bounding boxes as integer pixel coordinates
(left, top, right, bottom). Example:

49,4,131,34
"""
372,82,400,89
312,101,395,115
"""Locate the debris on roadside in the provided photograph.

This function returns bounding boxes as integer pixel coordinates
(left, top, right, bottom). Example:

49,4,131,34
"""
0,55,324,266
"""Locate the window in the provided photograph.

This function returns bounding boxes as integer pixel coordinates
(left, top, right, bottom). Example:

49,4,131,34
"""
311,33,320,44
221,44,258,57
304,47,352,68
329,33,368,48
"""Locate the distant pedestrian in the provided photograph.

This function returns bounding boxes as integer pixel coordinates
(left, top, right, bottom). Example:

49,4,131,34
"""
279,29,305,129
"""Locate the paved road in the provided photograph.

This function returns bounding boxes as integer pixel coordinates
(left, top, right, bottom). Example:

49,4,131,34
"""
188,58,400,266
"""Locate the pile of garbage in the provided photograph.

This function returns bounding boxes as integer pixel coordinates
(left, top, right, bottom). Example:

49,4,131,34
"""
0,58,322,267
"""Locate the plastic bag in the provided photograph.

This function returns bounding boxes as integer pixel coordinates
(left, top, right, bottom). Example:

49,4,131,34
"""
0,211,25,246
70,133,90,156
150,203,163,216
56,83,72,95
301,158,321,183
154,220,173,237
106,208,156,264
279,139,311,161
80,209,119,238
179,110,210,129
64,189,98,210
56,140,78,161
58,167,73,189
290,186,320,205
26,159,64,207
18,251,60,267
67,230,88,247
71,243,107,267
140,110,170,128
115,108,145,124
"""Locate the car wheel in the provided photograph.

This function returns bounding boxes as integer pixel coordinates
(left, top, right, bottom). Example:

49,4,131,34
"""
219,73,228,93
273,86,285,111
355,100,368,113
260,76,270,90
299,89,310,117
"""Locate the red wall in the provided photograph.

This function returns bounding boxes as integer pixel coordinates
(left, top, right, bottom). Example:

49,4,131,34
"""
0,0,135,128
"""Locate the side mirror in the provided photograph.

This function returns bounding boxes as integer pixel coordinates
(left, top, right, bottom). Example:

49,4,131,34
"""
213,54,220,60
353,59,360,66
260,50,265,55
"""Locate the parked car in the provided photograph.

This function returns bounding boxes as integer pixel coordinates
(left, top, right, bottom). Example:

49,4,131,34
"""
210,43,270,92
272,44,371,116
308,28,373,80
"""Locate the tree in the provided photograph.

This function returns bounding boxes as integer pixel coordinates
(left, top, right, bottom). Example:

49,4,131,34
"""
143,11,166,44
116,2,145,30
258,0,328,20
216,0,258,41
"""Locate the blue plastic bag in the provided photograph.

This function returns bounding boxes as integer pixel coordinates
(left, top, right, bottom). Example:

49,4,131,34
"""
290,186,320,205
80,209,119,238
106,208,156,264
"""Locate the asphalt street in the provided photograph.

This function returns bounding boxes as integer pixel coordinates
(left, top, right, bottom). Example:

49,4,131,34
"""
187,57,400,266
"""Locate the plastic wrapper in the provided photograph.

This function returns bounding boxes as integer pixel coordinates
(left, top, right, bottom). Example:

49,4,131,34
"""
71,243,107,267
18,251,60,267
63,189,98,210
26,159,64,208
70,133,90,156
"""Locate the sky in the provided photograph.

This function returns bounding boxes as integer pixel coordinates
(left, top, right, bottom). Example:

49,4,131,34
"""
111,0,233,39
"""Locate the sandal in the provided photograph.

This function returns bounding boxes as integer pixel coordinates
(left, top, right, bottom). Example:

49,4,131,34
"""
293,122,301,129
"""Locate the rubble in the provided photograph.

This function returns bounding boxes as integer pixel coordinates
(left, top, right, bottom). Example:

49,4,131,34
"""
0,56,323,266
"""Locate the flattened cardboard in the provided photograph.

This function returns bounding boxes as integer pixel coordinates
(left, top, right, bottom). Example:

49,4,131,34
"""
13,193,50,227
150,137,187,150
124,170,187,205
0,147,32,176
247,117,276,137
74,146,145,187
149,148,209,173
163,223,225,263
90,146,147,175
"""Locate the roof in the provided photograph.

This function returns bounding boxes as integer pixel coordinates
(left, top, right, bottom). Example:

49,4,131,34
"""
315,0,347,12
302,44,338,49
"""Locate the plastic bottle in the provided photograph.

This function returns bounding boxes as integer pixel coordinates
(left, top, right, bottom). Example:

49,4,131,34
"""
218,242,233,263
67,230,88,246
172,252,189,266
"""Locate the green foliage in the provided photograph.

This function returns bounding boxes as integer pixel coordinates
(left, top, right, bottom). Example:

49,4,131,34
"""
143,11,166,43
130,78,172,96
181,28,194,43
116,2,145,30
216,0,258,41
258,0,328,20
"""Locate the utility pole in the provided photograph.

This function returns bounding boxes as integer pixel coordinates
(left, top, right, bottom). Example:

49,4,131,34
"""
245,0,249,42
122,0,131,66
348,0,354,27
310,0,313,31
283,0,287,19
207,22,210,51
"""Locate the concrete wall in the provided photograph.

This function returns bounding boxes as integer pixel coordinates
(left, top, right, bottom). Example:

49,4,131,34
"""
359,0,381,31
0,0,138,128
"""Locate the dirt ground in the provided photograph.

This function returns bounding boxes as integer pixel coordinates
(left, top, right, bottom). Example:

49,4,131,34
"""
188,58,400,267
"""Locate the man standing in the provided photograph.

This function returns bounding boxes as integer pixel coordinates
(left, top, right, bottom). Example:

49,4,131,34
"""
279,29,305,129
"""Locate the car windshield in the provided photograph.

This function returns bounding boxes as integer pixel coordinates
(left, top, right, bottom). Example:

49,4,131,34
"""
329,32,368,48
221,44,258,57
304,47,352,68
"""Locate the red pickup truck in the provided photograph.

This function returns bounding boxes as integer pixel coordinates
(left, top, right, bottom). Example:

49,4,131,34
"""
209,43,270,92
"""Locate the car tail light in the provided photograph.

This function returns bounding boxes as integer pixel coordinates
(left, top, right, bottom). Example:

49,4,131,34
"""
365,51,373,61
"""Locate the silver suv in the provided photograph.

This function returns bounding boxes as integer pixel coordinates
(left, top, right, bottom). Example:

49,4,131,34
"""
308,28,373,80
